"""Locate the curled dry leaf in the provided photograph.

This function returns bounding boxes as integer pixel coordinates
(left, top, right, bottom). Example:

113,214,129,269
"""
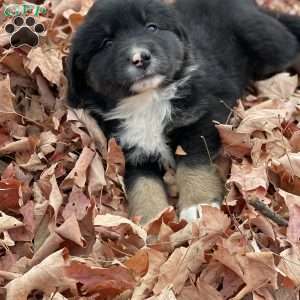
25,44,63,86
68,108,107,157
237,99,297,135
124,249,149,277
61,146,95,189
0,76,15,114
227,160,269,197
31,215,86,266
131,248,167,300
62,186,91,221
279,190,300,243
268,153,300,195
65,260,136,298
256,73,298,100
154,206,230,295
0,137,36,155
94,214,147,243
88,152,106,197
147,288,177,300
214,247,277,300
106,138,126,179
5,249,76,300
51,0,82,15
278,246,300,286
0,211,23,231
48,175,63,229
216,124,252,158
0,178,21,210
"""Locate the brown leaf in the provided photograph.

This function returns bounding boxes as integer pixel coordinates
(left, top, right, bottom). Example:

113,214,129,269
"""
278,246,300,286
106,138,126,179
49,175,63,229
62,186,91,221
228,159,269,197
19,153,47,172
215,248,278,300
268,153,300,195
51,0,81,15
195,279,223,300
61,147,95,189
0,211,23,231
154,205,231,295
55,214,86,247
237,99,296,135
68,108,107,157
0,76,15,114
94,214,147,243
216,124,252,158
65,261,136,298
87,152,106,197
25,44,63,86
256,73,298,100
132,248,167,300
279,190,300,243
0,179,21,210
125,249,149,277
5,249,76,300
0,137,36,155
147,288,177,300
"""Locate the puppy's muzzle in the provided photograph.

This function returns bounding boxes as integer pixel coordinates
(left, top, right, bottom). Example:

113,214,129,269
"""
131,48,152,69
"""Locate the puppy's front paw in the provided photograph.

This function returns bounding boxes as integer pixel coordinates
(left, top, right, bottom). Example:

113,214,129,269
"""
179,201,221,222
179,205,199,222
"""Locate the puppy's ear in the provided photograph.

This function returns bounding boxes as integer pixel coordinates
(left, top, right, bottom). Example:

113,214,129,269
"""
175,22,189,43
66,50,85,108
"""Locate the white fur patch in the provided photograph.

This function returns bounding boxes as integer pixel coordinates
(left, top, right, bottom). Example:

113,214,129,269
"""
130,75,165,93
104,86,175,167
104,73,195,167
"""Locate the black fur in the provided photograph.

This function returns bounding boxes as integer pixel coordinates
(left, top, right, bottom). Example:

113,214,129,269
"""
67,0,300,218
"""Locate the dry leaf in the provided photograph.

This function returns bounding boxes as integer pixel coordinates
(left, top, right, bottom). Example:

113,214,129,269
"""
26,44,63,86
256,73,298,100
5,249,76,300
65,260,136,298
0,211,23,231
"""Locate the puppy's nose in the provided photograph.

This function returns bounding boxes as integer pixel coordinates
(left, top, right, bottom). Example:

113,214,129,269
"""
132,49,152,69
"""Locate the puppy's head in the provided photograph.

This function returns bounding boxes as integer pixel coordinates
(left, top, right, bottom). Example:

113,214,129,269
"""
67,0,189,107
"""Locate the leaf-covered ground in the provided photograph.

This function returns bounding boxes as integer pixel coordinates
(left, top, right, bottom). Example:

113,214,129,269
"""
1,1,300,299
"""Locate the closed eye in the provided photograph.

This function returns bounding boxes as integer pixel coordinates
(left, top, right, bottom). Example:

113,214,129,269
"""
100,38,113,50
146,23,159,32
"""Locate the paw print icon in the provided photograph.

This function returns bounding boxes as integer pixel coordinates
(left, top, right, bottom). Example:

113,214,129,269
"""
5,16,45,48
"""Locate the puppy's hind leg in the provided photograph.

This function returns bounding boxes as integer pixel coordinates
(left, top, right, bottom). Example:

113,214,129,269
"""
125,165,169,224
234,7,300,79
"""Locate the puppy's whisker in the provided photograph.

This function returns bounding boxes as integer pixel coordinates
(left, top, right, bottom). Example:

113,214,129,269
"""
200,135,213,166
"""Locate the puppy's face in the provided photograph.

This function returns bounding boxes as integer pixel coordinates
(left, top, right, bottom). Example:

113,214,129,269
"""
69,0,188,104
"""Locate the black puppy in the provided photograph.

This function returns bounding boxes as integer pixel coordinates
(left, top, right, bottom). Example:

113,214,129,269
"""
67,0,300,223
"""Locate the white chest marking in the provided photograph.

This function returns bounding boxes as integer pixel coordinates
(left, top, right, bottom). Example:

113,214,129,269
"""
104,86,178,167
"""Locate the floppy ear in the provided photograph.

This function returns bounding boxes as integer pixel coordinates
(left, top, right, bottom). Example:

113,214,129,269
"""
176,22,189,43
66,49,86,108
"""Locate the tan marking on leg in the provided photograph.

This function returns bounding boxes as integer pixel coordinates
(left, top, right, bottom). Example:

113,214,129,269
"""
128,177,169,224
176,164,224,211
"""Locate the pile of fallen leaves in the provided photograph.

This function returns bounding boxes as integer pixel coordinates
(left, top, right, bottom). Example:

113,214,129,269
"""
1,0,300,300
